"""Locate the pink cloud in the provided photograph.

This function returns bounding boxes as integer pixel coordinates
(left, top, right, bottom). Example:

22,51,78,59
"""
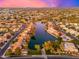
44,0,59,7
0,0,48,7
50,0,59,7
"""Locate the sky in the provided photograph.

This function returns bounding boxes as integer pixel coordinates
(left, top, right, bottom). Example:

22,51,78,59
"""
0,0,79,7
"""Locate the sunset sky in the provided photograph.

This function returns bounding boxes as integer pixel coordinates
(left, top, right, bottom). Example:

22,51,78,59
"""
0,0,79,7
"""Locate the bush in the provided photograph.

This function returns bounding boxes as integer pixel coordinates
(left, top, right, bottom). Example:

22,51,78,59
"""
28,50,41,55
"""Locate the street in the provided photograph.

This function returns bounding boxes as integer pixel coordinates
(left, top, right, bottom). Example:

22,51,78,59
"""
3,55,79,59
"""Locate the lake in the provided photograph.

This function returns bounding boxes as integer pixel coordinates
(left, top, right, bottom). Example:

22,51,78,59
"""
29,22,57,49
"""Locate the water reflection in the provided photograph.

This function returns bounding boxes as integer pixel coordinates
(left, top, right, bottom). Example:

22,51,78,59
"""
29,22,57,49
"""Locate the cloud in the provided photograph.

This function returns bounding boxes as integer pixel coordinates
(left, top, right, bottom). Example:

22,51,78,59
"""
43,0,59,7
0,0,48,7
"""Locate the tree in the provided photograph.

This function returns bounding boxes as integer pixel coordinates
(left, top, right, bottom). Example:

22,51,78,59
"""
43,41,52,51
23,43,28,49
5,49,13,57
31,36,36,40
21,19,26,23
71,40,79,45
15,47,21,56
77,35,79,39
35,44,40,51
52,41,60,51
57,37,63,44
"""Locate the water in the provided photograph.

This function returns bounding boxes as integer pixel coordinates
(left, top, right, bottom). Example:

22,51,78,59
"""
29,22,57,49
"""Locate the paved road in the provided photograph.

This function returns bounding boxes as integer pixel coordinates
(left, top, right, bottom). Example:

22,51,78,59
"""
6,57,44,59
0,24,26,57
41,48,47,59
47,56,79,59
3,56,79,59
